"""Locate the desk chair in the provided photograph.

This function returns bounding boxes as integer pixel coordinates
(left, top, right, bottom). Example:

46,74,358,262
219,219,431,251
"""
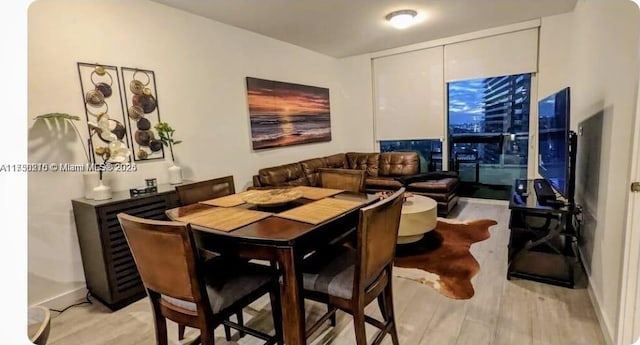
302,188,405,345
175,176,236,206
319,168,366,193
118,214,282,345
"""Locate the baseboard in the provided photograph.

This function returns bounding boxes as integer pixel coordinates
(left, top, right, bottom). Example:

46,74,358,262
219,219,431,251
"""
582,250,616,345
32,286,88,311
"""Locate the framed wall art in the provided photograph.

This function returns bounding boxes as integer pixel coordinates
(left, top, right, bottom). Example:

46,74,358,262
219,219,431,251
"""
246,77,332,150
121,67,165,161
77,62,131,164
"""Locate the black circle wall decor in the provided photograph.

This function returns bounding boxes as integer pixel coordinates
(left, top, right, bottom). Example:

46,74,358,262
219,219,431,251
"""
122,67,163,161
148,139,162,152
95,82,112,98
136,117,151,130
78,62,133,165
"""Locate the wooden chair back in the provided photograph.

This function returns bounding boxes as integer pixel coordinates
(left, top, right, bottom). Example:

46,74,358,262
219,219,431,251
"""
117,213,206,309
319,168,366,193
175,175,235,205
354,187,404,292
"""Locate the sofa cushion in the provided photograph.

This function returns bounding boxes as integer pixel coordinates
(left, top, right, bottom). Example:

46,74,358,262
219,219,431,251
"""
379,152,419,177
365,177,403,190
346,152,379,177
258,162,310,187
324,153,347,169
408,177,459,193
299,157,328,187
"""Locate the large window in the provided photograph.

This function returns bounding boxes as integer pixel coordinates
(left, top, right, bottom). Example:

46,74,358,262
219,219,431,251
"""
379,139,443,173
448,73,531,198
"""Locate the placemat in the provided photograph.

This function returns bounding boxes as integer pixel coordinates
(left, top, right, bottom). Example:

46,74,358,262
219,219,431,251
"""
176,207,272,232
275,198,365,225
291,186,344,200
199,190,260,207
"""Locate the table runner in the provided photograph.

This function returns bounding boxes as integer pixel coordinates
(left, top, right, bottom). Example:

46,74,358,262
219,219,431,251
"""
275,198,366,225
176,207,272,232
291,186,344,200
199,190,260,207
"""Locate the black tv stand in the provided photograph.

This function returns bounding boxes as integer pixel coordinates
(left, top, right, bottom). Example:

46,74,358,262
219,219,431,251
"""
508,179,581,288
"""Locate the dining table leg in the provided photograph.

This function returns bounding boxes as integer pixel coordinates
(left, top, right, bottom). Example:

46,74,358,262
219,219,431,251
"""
277,247,306,345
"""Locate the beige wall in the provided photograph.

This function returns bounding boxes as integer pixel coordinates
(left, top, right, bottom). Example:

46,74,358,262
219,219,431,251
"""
27,0,357,305
570,1,639,342
538,1,640,342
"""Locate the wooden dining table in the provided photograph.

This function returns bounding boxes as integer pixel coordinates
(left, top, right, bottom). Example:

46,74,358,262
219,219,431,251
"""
165,189,377,345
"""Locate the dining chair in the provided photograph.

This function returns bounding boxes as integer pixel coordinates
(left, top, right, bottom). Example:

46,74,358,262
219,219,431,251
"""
174,175,245,340
302,188,405,345
319,168,366,193
175,176,236,206
117,213,282,345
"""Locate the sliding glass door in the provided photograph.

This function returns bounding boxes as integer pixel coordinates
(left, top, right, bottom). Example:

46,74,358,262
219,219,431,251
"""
447,74,531,199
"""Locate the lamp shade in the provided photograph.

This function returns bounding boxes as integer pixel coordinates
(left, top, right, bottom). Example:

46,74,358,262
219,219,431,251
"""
386,9,418,29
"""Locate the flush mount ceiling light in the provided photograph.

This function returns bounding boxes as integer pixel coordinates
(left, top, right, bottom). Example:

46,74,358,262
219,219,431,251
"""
385,9,418,29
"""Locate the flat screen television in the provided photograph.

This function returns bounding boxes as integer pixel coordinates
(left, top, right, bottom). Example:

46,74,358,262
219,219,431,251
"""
537,87,576,204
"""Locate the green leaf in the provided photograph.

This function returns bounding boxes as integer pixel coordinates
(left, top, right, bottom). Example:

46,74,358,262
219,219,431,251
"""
173,140,182,145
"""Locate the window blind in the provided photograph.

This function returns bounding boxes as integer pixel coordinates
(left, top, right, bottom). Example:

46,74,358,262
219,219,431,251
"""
373,46,444,140
444,28,539,82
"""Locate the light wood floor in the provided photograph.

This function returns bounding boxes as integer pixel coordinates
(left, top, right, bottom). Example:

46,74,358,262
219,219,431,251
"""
46,200,605,345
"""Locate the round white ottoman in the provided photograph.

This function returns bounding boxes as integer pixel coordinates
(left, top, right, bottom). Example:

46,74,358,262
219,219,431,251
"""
397,195,438,244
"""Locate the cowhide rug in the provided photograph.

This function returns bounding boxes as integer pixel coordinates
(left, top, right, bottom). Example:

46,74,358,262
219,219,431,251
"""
394,218,497,300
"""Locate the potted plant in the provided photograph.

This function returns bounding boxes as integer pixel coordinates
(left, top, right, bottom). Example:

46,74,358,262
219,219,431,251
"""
154,121,183,184
34,112,131,199
34,113,97,198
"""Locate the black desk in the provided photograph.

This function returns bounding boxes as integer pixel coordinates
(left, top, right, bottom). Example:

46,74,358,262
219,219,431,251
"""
507,179,581,288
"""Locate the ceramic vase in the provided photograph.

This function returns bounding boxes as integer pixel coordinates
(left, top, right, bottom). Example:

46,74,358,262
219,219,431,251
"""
93,179,112,200
168,163,183,184
82,171,100,199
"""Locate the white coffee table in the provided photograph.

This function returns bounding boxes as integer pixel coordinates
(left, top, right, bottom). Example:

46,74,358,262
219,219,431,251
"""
397,194,438,244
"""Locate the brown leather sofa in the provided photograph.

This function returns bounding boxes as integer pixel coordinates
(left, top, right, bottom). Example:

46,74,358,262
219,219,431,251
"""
252,152,459,216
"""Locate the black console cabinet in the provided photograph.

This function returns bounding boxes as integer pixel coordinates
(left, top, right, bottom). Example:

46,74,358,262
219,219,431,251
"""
508,179,581,288
71,184,181,310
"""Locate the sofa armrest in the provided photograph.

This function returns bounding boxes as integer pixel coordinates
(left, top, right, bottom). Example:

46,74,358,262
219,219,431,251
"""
252,175,262,187
395,171,459,186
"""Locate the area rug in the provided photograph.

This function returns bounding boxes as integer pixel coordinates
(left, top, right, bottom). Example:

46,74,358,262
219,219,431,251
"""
394,218,497,300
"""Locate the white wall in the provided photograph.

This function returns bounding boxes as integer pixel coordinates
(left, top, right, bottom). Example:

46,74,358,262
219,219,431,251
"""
27,0,358,305
539,2,640,343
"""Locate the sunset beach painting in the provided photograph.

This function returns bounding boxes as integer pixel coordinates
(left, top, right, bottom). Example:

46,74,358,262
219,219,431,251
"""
246,77,331,150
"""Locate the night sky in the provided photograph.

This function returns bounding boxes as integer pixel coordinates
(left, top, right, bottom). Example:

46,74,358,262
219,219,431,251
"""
448,78,486,125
